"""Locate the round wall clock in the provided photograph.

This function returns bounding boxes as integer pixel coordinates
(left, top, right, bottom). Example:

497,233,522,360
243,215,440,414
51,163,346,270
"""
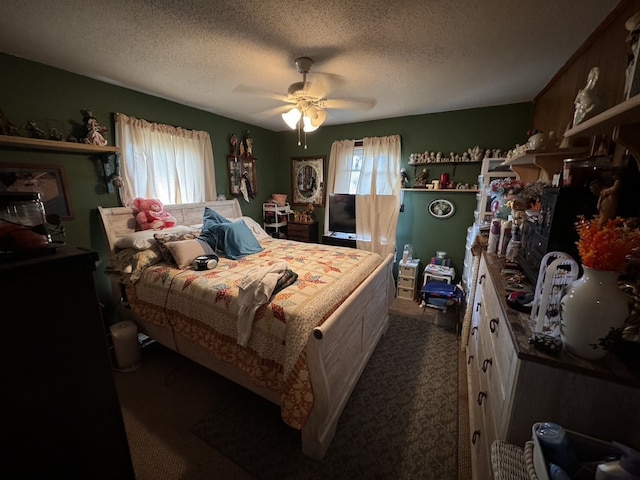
428,199,455,219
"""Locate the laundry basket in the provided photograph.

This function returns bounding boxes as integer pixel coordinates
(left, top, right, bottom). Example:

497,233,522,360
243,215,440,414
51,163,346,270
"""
110,320,141,372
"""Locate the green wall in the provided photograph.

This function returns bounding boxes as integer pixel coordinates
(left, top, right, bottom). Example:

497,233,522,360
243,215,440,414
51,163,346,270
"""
278,103,533,276
0,52,280,317
0,52,532,316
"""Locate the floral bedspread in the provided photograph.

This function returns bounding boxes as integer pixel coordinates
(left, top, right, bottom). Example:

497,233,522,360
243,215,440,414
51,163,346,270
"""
126,238,383,429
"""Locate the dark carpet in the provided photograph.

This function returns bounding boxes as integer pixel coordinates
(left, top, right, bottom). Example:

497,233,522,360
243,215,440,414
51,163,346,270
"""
191,314,459,480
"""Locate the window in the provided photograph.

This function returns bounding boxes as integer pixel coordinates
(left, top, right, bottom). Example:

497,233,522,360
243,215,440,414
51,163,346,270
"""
343,146,363,194
326,136,401,257
115,113,216,206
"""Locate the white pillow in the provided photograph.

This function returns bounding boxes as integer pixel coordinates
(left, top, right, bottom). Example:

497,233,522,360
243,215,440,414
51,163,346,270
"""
165,239,209,268
114,225,190,250
229,216,271,241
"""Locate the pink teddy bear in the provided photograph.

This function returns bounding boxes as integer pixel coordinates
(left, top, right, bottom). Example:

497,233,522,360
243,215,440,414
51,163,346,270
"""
131,197,177,230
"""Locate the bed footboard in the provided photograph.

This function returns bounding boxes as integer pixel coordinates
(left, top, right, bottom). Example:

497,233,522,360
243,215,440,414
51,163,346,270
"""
302,253,394,460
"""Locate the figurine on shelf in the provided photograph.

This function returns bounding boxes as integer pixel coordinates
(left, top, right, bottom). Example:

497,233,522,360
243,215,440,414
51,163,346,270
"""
0,110,19,136
414,168,429,188
24,120,47,139
573,67,601,126
48,128,65,141
82,110,108,146
589,175,622,225
400,168,410,187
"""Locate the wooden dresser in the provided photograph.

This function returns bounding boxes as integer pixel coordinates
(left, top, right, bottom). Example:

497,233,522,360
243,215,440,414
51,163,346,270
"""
287,220,318,243
466,252,640,480
0,247,134,479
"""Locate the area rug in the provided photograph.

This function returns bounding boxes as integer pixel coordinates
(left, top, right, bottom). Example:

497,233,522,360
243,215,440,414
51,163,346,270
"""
191,314,459,480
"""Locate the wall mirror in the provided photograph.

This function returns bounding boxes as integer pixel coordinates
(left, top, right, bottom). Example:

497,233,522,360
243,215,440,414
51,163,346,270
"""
291,156,325,207
227,155,257,197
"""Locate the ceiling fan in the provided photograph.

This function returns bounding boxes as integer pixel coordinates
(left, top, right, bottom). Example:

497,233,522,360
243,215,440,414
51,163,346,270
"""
234,57,375,145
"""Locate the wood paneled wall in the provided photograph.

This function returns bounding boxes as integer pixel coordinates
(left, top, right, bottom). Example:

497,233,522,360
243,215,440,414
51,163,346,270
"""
532,0,640,142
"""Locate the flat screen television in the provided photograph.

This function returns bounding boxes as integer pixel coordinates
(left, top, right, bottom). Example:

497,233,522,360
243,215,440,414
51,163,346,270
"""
328,193,356,234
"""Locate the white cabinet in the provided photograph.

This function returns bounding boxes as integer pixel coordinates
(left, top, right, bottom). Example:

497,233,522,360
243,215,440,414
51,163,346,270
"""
262,202,291,238
466,253,640,480
396,259,420,300
463,158,514,294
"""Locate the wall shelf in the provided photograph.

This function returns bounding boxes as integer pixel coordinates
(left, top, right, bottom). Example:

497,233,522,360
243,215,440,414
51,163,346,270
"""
407,160,482,166
500,148,587,183
563,94,640,162
0,134,119,154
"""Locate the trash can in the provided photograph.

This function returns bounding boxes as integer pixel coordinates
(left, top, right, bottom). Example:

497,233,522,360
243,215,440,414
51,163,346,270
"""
110,320,141,372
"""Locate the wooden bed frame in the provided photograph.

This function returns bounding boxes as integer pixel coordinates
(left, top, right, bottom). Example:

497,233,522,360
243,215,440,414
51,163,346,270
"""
98,199,394,460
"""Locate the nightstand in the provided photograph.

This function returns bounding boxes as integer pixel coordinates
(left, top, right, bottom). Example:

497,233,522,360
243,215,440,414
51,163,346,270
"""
397,258,420,300
287,220,318,243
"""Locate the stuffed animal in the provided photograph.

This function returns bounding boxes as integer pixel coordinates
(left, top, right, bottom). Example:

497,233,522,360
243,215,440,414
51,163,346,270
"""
131,197,177,230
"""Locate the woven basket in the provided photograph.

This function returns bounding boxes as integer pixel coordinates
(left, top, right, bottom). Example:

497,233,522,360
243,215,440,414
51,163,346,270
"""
271,194,287,206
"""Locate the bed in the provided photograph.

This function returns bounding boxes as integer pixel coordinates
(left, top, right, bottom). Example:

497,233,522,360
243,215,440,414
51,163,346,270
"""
98,199,394,460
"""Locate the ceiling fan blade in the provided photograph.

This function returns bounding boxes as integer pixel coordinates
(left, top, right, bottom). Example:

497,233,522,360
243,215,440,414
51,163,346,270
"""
306,72,345,99
233,84,290,102
323,98,376,111
255,105,291,117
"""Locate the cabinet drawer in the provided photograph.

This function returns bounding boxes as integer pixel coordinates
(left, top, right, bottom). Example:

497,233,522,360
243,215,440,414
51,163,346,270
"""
479,285,515,389
397,275,415,289
397,286,415,299
467,359,494,480
287,223,308,235
287,222,318,242
399,264,418,278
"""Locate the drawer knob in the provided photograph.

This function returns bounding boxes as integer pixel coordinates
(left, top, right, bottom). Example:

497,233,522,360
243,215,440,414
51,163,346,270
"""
477,391,487,405
467,355,474,365
489,317,499,333
482,358,493,372
472,430,481,444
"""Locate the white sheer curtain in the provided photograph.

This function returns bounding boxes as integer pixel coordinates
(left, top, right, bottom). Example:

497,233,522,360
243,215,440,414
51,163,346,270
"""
326,139,356,194
326,135,401,257
115,113,216,206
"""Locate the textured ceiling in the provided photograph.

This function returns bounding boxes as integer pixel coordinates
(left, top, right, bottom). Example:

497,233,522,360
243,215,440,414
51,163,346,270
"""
0,0,620,132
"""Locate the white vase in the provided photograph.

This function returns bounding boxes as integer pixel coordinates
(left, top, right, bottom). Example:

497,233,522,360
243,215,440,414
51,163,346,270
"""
560,266,629,360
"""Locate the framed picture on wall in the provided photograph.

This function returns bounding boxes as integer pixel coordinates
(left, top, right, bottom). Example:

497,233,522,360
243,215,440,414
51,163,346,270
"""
428,199,455,219
227,155,257,198
0,163,74,219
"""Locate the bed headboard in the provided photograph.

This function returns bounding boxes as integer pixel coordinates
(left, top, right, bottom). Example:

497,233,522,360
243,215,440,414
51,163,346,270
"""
97,199,243,253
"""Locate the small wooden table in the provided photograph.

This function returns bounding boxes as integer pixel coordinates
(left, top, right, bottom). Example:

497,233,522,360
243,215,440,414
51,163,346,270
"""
287,220,318,243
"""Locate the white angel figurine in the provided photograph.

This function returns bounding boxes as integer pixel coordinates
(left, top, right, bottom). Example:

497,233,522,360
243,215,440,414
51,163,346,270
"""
573,67,600,126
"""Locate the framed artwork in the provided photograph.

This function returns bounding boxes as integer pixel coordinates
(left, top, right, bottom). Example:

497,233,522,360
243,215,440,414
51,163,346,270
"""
291,156,325,207
0,163,74,219
428,199,455,219
227,155,257,198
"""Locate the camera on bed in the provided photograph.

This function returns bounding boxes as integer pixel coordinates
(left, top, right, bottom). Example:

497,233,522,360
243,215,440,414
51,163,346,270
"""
192,254,219,270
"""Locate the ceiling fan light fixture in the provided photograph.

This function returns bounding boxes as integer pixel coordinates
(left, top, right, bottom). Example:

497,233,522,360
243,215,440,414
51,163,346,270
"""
282,107,302,129
302,115,319,132
307,106,327,127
